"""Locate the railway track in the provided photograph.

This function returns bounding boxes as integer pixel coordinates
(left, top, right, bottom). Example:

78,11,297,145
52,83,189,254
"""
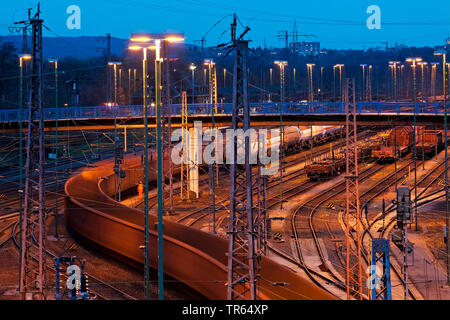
172,132,376,227
359,158,450,299
8,218,139,300
291,156,442,300
290,163,384,298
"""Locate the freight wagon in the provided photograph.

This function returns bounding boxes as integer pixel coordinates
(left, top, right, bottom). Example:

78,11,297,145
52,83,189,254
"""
416,128,443,158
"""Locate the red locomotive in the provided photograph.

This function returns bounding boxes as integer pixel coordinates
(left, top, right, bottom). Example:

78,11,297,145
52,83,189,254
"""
371,127,414,163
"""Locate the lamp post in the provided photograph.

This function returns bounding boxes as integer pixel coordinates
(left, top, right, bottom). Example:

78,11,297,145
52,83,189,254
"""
190,64,196,104
131,33,184,301
406,57,422,232
368,65,373,101
275,60,287,209
307,63,315,106
418,61,428,99
418,60,427,171
108,61,123,202
269,67,273,86
389,61,400,102
223,68,226,88
18,53,31,284
128,42,155,300
49,58,59,237
133,68,137,101
119,68,122,101
108,62,122,136
128,68,132,105
431,62,439,102
293,67,296,93
360,64,367,101
334,64,344,102
434,49,448,285
399,65,405,100
320,66,324,102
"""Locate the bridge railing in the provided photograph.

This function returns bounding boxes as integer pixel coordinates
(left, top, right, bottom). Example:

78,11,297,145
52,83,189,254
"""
0,102,444,123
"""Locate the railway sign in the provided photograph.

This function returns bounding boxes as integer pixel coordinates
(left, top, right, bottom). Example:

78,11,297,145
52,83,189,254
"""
69,243,79,251
272,232,282,240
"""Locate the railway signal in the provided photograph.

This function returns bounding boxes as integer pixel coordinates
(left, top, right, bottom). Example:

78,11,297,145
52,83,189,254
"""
54,257,88,300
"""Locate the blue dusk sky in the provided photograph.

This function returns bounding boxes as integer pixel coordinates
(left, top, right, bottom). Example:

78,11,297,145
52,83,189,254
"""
1,0,449,49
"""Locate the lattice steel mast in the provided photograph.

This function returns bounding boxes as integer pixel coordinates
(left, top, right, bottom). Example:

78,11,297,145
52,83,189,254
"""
180,91,190,200
227,14,258,300
161,41,174,214
206,59,218,233
19,4,47,300
344,78,363,300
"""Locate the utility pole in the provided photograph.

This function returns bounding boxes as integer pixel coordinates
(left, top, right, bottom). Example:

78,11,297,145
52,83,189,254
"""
227,14,258,300
19,4,47,300
344,78,362,300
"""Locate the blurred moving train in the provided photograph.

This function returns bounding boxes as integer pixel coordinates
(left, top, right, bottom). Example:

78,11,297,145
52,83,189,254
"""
281,125,344,153
195,125,344,162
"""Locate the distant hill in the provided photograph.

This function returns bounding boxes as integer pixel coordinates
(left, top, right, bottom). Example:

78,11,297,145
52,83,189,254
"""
0,35,128,58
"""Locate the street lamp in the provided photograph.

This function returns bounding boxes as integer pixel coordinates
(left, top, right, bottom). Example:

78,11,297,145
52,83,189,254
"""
434,49,448,286
334,64,344,101
18,53,31,284
418,61,428,98
406,57,422,232
307,63,315,105
108,61,123,203
274,60,288,209
128,42,155,300
418,61,427,171
189,64,196,104
389,61,400,102
49,58,59,237
128,68,132,105
223,68,226,88
360,64,367,101
131,32,184,301
368,65,373,101
108,61,122,134
269,67,273,86
431,62,439,102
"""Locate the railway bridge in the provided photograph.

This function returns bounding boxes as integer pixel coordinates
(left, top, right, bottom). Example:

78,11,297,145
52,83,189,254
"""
0,102,448,132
